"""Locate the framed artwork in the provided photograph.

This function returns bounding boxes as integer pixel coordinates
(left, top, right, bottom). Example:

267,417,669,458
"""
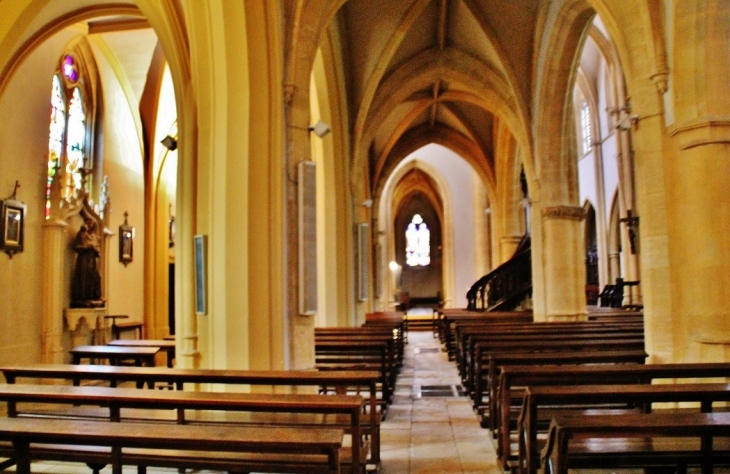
194,235,207,315
0,198,26,258
119,212,134,266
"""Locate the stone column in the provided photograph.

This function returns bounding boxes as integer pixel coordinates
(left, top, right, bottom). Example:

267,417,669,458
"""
665,135,730,362
540,205,587,321
41,218,68,364
664,0,730,362
499,235,524,263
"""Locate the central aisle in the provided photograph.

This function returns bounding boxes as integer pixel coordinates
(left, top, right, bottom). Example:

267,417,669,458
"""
380,329,502,473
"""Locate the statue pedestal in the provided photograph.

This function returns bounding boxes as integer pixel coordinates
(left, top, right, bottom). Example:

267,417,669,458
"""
64,307,107,347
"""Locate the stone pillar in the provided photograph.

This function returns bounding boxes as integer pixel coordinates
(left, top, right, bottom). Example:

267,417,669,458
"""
41,218,68,364
499,235,523,263
540,206,587,321
665,136,730,362
664,0,730,362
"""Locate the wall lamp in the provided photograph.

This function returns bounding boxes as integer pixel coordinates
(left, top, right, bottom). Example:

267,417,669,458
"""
161,135,178,151
308,120,331,138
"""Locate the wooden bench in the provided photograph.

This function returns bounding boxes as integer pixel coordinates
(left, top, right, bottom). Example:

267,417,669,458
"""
485,349,649,434
453,320,643,378
467,335,645,399
525,383,730,474
70,345,159,367
107,340,175,368
315,339,395,413
437,310,533,357
316,326,403,368
0,383,365,473
364,311,407,343
457,322,644,384
0,416,343,474
0,364,382,469
541,411,730,474
510,363,730,474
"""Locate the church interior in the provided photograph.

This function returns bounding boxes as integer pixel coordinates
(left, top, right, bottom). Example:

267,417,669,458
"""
1,1,730,473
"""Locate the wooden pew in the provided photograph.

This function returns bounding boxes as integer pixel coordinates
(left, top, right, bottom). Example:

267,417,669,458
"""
364,311,407,343
484,349,648,434
316,326,403,368
519,383,730,473
0,383,365,473
69,345,159,367
453,320,643,379
457,322,644,384
506,362,730,474
315,339,395,412
466,334,645,398
0,417,344,474
437,310,533,358
541,411,730,474
1,364,382,469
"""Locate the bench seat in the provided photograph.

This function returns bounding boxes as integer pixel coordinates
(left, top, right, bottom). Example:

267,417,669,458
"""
541,412,730,474
0,417,344,474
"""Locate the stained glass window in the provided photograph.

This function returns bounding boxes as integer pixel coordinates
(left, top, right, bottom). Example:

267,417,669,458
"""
45,52,91,219
405,214,430,267
62,54,79,83
65,87,86,197
45,75,65,219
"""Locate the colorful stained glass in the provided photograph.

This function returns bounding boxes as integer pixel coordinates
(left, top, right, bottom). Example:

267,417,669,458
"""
62,54,79,82
405,214,430,267
45,75,65,219
65,87,86,197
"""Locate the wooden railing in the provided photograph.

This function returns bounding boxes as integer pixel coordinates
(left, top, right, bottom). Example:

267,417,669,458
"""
466,235,532,311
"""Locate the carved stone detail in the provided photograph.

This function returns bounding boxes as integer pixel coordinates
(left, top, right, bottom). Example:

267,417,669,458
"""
542,205,586,221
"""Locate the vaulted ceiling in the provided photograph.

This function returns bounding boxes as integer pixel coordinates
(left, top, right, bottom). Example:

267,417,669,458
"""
333,0,541,192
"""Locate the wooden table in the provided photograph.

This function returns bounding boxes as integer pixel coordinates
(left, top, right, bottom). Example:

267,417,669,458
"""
0,416,343,474
70,345,159,367
108,340,175,367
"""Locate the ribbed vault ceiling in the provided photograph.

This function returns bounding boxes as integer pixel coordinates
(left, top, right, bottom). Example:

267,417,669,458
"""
335,0,540,191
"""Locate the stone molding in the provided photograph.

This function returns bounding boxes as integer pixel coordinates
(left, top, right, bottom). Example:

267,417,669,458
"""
542,205,585,221
669,117,730,150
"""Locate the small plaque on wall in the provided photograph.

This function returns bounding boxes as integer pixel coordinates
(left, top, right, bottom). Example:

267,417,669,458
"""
298,161,317,315
194,235,207,315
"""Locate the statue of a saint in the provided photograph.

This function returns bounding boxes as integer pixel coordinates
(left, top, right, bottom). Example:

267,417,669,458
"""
71,218,104,308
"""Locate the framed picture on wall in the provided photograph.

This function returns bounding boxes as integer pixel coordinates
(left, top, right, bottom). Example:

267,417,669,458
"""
0,198,26,258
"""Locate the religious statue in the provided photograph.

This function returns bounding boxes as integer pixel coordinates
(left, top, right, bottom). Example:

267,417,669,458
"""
71,217,104,308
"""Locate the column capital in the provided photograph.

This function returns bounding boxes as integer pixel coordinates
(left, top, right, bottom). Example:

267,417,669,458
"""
542,205,585,221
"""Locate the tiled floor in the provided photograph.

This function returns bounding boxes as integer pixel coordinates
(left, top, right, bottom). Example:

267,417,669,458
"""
380,329,502,474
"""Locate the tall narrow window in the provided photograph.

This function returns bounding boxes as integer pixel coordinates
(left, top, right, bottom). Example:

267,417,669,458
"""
65,87,86,198
45,75,65,219
45,52,92,218
405,214,430,267
581,102,592,154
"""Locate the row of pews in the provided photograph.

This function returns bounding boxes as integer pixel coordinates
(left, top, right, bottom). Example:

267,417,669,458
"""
438,307,730,474
0,319,408,474
314,311,406,417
